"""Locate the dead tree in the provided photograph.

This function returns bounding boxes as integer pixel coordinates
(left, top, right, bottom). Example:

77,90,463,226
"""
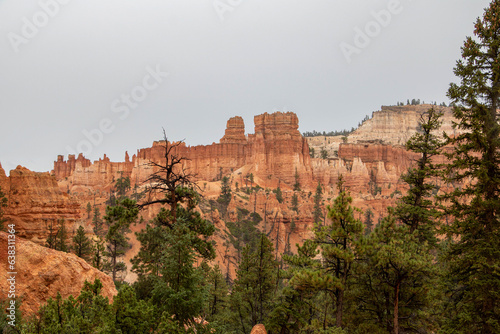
139,130,199,225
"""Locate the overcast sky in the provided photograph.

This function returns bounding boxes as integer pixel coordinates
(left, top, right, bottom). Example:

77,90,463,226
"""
0,0,492,173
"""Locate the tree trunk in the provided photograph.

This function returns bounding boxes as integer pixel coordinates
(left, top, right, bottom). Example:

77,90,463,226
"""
336,288,343,327
394,280,400,334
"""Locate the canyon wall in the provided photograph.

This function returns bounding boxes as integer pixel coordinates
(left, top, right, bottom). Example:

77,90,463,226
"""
4,166,81,244
54,112,314,193
347,104,457,145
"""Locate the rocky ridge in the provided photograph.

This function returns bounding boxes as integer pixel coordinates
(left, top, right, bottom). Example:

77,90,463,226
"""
0,231,117,315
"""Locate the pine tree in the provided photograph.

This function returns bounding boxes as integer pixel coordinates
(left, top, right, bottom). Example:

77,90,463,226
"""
92,206,104,237
86,202,92,219
231,234,278,332
103,198,139,282
442,2,500,332
274,187,283,204
115,176,131,197
313,181,323,224
351,109,444,333
291,193,299,213
353,212,435,334
395,107,444,245
363,208,374,235
317,176,363,328
294,168,301,191
72,225,93,262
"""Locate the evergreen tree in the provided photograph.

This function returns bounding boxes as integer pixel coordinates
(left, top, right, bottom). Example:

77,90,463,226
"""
92,206,104,237
103,198,139,282
217,176,232,217
442,2,500,332
313,181,323,224
86,202,92,219
274,187,284,204
268,239,323,333
321,148,328,159
225,208,260,263
46,219,69,252
363,208,374,235
352,213,435,334
294,168,301,191
351,109,444,333
72,225,93,262
291,193,299,214
231,234,278,332
316,177,363,328
115,176,131,197
395,107,444,245
150,222,209,327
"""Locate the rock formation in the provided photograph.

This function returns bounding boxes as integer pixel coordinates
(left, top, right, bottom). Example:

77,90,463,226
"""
0,231,117,315
55,111,314,191
220,116,247,144
347,104,458,145
4,166,81,244
250,324,267,334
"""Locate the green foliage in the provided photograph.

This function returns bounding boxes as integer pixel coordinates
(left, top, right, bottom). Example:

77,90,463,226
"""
363,208,374,235
86,202,92,219
291,193,299,214
91,206,104,237
441,2,500,332
217,176,232,218
72,225,93,262
103,198,139,282
115,176,131,197
230,234,278,332
294,168,301,191
351,212,436,333
225,207,261,263
309,147,315,158
0,298,22,333
396,107,444,245
273,186,283,203
45,219,69,252
321,148,328,159
151,222,208,326
313,181,323,224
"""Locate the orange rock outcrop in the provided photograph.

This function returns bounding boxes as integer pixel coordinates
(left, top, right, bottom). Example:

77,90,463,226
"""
55,111,313,191
0,231,117,315
4,166,81,244
250,324,267,334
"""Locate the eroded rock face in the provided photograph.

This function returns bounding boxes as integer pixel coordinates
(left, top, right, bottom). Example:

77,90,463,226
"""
0,232,117,315
348,104,458,145
220,116,247,144
4,166,81,244
55,111,313,191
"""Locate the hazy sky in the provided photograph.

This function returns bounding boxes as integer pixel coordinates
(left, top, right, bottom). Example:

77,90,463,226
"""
0,0,492,173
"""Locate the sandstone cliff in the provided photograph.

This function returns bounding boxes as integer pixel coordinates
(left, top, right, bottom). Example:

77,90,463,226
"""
0,231,117,315
55,111,313,192
4,166,81,244
347,104,457,145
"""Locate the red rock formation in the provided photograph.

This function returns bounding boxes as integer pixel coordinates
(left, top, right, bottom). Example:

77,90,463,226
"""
57,111,313,191
0,231,116,315
4,166,81,244
0,162,8,192
220,116,247,144
251,324,267,334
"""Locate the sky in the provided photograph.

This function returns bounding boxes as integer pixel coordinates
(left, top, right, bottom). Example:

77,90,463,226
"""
0,0,493,173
